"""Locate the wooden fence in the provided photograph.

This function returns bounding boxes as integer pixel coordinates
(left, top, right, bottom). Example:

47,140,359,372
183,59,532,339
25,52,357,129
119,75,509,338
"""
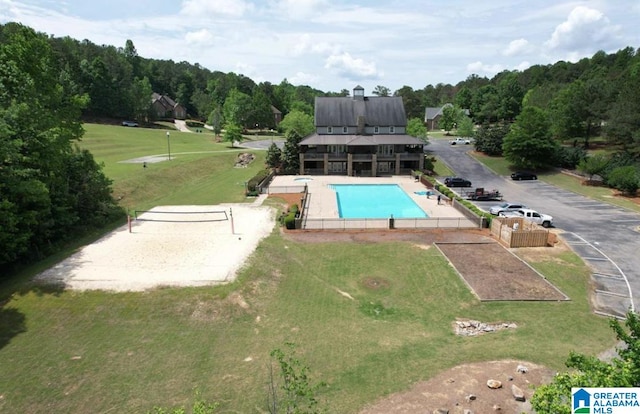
490,216,551,248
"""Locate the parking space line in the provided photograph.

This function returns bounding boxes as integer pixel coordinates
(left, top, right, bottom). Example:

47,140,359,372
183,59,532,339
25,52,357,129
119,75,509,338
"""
593,272,624,280
569,232,634,313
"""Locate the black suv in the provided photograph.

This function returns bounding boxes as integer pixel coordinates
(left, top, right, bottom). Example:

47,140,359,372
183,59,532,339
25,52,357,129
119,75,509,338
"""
444,177,472,187
510,171,537,180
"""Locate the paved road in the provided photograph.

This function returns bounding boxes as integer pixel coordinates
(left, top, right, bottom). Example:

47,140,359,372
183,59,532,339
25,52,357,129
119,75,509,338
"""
428,138,640,318
239,139,285,150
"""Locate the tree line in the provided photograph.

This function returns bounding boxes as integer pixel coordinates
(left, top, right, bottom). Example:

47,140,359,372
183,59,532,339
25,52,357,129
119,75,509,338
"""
1,23,123,273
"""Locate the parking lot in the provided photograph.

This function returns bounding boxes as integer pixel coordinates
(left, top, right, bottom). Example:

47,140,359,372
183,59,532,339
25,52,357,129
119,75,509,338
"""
428,138,640,318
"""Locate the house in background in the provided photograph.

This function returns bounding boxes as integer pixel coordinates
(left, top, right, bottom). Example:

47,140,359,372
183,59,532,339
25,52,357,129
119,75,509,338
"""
298,85,425,176
424,103,453,130
424,103,470,130
151,93,187,120
271,105,282,126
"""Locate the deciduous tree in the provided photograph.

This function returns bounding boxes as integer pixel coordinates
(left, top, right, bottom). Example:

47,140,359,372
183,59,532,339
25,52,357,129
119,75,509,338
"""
372,85,391,96
223,88,252,127
503,106,558,169
222,123,243,147
406,117,428,142
278,110,314,138
578,154,610,181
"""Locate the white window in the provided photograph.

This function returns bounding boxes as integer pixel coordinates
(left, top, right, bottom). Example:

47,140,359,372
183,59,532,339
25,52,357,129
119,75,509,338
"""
328,145,345,154
327,126,333,133
377,145,394,156
389,126,395,134
378,162,390,173
342,126,348,134
374,126,379,134
329,162,346,172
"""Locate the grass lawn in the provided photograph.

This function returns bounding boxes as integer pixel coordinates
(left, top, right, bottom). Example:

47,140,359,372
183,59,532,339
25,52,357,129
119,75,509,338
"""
0,124,619,413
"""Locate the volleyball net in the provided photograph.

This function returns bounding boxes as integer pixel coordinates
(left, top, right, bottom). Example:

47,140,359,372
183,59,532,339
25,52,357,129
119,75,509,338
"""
132,209,229,223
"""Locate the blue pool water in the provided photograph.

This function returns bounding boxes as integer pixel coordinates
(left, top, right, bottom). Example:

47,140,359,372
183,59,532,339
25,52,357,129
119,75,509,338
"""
330,184,428,219
294,177,313,182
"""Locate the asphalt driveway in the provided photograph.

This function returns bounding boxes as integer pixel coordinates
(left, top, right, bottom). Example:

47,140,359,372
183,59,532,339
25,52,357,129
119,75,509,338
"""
428,138,640,318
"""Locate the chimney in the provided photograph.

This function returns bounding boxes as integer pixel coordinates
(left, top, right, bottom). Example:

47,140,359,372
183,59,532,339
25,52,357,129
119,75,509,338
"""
357,116,365,135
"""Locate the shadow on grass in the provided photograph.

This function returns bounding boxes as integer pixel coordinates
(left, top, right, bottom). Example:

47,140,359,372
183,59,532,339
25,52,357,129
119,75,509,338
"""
0,306,26,350
0,281,65,351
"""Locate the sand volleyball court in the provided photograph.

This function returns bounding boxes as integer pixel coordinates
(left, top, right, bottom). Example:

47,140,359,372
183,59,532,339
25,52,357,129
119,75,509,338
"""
35,204,275,291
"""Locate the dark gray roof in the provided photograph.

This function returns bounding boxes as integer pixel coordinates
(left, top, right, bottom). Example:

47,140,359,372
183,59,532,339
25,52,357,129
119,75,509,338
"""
300,133,424,146
315,96,407,127
424,103,469,120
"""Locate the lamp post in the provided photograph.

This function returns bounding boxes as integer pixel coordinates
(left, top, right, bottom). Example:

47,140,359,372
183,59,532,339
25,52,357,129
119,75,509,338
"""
166,131,171,161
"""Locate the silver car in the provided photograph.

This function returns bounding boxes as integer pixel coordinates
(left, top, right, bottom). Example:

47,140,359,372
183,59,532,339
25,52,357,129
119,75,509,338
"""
489,202,528,215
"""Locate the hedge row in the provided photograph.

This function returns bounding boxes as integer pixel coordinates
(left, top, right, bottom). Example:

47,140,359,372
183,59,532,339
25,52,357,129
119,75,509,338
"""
246,169,271,195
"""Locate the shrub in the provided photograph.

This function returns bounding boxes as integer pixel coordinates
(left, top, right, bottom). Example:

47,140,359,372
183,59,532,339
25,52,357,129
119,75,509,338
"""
246,169,271,194
607,166,640,196
423,156,436,174
555,146,587,169
284,212,296,229
185,120,204,128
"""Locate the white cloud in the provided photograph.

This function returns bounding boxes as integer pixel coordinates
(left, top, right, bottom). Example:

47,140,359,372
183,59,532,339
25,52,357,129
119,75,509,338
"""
180,0,253,17
325,52,382,80
185,29,213,44
514,61,531,71
503,38,530,56
466,61,503,75
270,0,328,20
291,33,341,55
545,6,621,52
289,71,319,86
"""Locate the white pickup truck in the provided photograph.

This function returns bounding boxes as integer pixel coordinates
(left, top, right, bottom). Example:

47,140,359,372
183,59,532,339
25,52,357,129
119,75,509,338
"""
449,137,471,145
498,208,553,228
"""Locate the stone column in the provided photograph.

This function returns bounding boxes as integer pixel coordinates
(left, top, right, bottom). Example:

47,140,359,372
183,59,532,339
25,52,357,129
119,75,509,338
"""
371,154,377,177
395,153,401,175
324,153,329,175
299,153,305,175
347,153,353,176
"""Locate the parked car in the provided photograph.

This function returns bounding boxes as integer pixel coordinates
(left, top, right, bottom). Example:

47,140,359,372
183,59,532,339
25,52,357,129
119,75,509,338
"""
450,137,471,145
510,171,537,180
489,202,528,215
444,177,472,187
122,121,139,127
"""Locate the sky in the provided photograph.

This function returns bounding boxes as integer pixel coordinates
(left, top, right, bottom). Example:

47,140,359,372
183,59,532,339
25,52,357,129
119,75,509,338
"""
2,0,639,94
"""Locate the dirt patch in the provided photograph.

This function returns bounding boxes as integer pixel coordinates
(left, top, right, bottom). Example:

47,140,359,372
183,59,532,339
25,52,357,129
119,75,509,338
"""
362,277,390,290
358,360,556,414
282,228,495,244
436,243,568,301
270,193,304,207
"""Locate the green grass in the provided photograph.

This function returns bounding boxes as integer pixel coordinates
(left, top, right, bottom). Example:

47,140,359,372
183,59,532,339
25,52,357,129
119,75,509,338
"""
0,123,620,413
79,123,265,211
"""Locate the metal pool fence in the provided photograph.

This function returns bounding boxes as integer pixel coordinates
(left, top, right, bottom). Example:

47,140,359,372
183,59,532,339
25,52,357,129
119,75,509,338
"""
300,216,482,230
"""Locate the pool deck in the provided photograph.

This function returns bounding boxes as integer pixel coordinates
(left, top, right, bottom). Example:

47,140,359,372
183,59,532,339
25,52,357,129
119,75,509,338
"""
270,175,467,220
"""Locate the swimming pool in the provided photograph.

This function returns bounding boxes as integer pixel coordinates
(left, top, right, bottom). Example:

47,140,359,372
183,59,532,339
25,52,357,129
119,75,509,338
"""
330,184,428,219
